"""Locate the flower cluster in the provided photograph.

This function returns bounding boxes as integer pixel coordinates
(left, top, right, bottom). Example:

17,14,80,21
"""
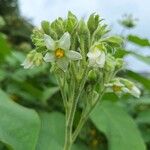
22,12,141,150
22,12,140,98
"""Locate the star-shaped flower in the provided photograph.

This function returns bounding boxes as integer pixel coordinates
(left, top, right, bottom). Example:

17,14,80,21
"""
43,32,82,71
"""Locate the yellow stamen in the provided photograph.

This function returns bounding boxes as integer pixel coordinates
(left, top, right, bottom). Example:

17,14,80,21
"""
55,48,65,58
113,85,122,92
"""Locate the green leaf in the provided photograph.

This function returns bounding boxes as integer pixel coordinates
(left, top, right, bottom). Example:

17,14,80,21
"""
93,24,109,41
101,36,123,47
114,48,130,58
128,35,150,47
0,89,40,150
87,13,100,34
36,112,65,150
131,52,150,65
41,87,59,102
0,34,11,63
36,112,88,150
136,110,150,124
130,97,150,106
65,11,78,34
90,101,146,150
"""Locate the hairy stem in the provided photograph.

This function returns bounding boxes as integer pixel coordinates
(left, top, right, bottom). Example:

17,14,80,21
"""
63,68,89,150
73,89,106,142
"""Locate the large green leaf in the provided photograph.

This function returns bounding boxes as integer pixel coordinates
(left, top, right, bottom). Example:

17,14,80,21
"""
136,108,150,143
36,112,88,150
136,110,150,124
41,87,59,103
0,89,40,150
0,34,11,63
90,101,146,150
128,35,150,47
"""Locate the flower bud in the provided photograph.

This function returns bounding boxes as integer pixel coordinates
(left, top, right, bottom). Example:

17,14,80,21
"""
21,50,43,69
104,54,115,72
41,21,50,34
115,58,124,70
33,52,43,66
88,70,98,82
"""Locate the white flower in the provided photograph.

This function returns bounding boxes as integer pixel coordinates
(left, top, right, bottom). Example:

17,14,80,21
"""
21,50,43,69
105,78,141,98
21,58,34,69
87,47,105,68
105,79,126,95
43,32,82,71
120,78,141,98
128,85,141,98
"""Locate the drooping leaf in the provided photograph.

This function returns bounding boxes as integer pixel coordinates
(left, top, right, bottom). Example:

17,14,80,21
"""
131,52,150,65
36,112,88,150
114,48,130,58
0,89,40,150
128,35,150,47
90,101,146,150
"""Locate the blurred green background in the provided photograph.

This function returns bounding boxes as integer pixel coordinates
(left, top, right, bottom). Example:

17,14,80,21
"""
0,0,150,150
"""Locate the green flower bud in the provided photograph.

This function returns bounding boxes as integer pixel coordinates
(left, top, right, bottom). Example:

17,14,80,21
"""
92,24,109,42
31,28,44,48
78,20,90,55
115,58,124,70
51,18,65,38
104,54,115,72
88,70,98,81
41,21,50,34
33,52,43,66
27,50,36,60
22,50,43,69
87,13,100,34
65,11,78,33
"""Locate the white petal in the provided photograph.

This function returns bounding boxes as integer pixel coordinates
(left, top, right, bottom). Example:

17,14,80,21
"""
87,50,101,59
122,87,130,93
114,81,124,87
44,53,55,62
130,86,141,98
96,52,106,68
58,32,71,50
21,59,34,69
56,58,69,72
104,83,113,87
66,50,82,60
44,34,55,50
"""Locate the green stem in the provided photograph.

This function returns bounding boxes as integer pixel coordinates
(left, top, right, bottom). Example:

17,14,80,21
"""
63,67,89,150
73,89,106,141
57,75,68,113
63,116,72,150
